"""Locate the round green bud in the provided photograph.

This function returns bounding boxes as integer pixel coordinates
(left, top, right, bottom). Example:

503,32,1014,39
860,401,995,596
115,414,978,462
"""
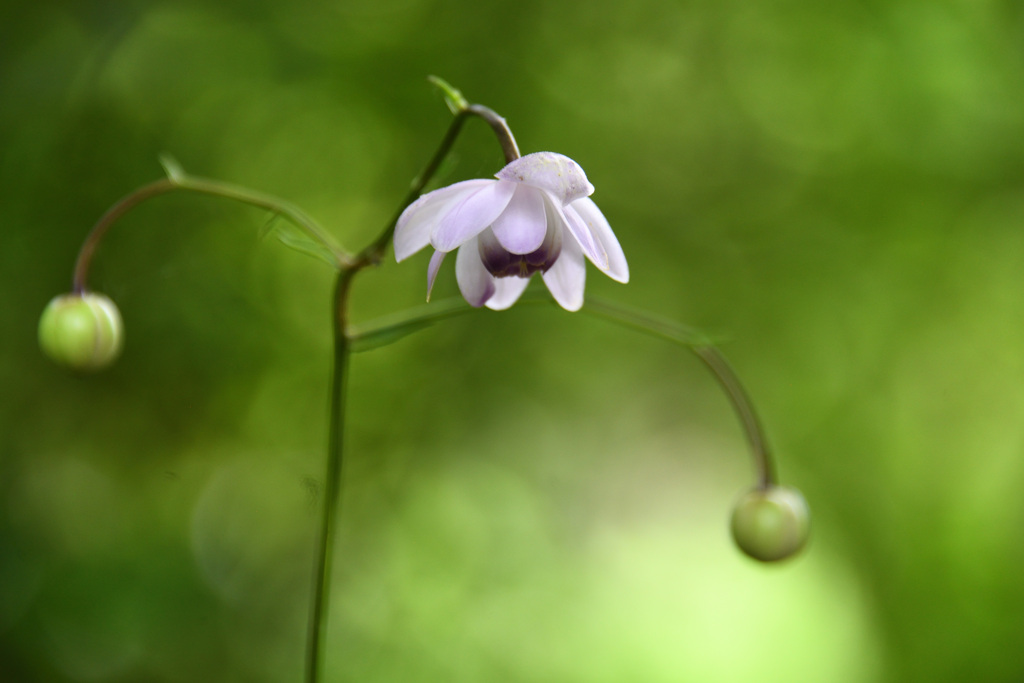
39,292,124,371
730,485,810,562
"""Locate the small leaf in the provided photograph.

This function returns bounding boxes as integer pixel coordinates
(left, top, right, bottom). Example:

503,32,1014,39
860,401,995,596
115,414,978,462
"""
260,214,340,268
348,297,475,353
158,153,187,183
427,75,469,114
349,319,438,353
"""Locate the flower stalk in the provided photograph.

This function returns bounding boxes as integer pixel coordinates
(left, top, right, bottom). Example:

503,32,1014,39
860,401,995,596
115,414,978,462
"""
577,298,776,489
72,169,351,294
352,293,779,491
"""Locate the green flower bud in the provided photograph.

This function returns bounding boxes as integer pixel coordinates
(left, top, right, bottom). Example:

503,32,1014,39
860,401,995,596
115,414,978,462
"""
39,292,124,371
730,485,810,562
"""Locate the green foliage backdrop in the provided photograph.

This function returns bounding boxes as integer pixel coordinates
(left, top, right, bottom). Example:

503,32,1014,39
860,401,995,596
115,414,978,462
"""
3,1,1024,681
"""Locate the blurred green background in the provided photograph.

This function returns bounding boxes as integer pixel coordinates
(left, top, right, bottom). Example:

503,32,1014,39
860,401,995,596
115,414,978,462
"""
4,0,1024,681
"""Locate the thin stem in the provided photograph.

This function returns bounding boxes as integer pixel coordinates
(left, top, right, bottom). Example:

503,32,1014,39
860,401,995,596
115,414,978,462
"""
580,297,776,489
357,103,521,267
347,292,776,489
71,173,350,293
466,104,521,163
691,346,776,489
305,268,355,683
348,296,474,352
346,291,550,351
579,297,716,348
72,179,177,292
359,111,469,266
172,173,349,267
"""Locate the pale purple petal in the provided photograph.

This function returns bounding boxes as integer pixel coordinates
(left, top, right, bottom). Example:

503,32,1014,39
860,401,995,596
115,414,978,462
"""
565,198,628,283
485,275,532,311
426,250,446,301
496,152,594,205
542,235,586,311
490,186,547,255
455,236,496,307
549,195,608,270
432,179,516,252
394,180,492,261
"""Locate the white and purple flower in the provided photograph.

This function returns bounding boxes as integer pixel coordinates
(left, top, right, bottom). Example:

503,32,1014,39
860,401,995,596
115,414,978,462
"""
394,152,628,311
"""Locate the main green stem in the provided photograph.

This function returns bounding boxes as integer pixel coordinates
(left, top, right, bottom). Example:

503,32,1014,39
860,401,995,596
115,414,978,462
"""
305,269,354,683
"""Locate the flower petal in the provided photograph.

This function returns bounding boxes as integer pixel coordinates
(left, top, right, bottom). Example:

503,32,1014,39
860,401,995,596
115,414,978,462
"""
455,236,496,307
485,275,532,311
432,179,516,252
541,234,586,311
490,186,547,254
550,196,608,270
394,180,492,261
426,250,446,301
497,152,594,205
566,198,628,283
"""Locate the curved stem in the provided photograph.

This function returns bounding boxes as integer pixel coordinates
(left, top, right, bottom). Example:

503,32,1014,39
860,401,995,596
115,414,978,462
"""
691,346,775,489
348,295,479,351
305,269,355,683
172,173,349,267
580,297,776,489
467,104,521,163
71,172,350,293
357,104,521,267
72,179,178,292
350,293,776,490
359,112,470,266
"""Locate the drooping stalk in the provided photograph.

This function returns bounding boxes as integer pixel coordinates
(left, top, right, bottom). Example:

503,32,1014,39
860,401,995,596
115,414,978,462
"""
691,346,775,489
359,103,519,267
579,297,777,489
72,173,350,293
350,294,778,491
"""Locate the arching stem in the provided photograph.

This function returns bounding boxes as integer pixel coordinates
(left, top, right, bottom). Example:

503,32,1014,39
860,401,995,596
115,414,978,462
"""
350,294,779,490
72,173,350,293
72,179,177,293
579,297,777,490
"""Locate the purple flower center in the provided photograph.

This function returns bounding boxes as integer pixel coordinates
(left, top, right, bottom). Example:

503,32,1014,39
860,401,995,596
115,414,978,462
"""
478,224,563,278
